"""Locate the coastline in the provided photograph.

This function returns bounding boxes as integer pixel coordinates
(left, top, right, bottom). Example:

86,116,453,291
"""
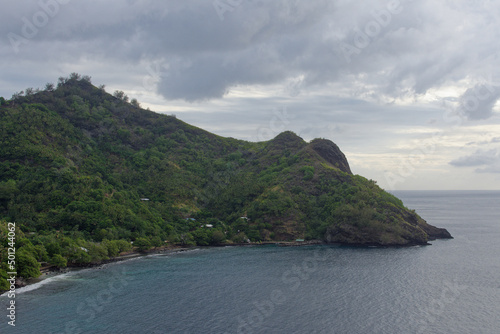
3,236,450,295
4,240,325,295
5,245,192,295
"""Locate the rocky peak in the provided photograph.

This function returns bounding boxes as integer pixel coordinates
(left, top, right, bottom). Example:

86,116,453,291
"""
309,138,352,174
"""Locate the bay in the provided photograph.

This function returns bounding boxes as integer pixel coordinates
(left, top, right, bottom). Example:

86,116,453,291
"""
1,190,500,334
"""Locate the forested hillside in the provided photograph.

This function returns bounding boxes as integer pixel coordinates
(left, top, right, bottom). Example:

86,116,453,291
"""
0,74,451,289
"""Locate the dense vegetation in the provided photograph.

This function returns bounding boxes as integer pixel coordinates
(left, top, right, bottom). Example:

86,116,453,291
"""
0,74,451,290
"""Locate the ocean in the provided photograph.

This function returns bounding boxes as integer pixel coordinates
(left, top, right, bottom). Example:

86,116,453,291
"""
1,190,499,334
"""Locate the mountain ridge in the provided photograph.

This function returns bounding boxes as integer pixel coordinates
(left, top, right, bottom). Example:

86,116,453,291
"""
0,74,452,287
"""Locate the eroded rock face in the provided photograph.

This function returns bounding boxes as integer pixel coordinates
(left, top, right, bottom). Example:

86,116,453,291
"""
420,224,453,240
309,138,352,174
325,223,429,247
262,132,452,246
324,206,454,247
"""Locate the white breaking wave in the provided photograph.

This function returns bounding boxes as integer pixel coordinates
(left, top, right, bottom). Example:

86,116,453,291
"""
2,272,74,296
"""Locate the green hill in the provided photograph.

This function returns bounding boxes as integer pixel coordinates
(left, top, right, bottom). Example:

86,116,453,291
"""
0,74,452,288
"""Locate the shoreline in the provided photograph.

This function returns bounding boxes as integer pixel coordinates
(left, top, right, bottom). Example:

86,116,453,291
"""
9,245,193,294
3,237,445,294
5,240,325,294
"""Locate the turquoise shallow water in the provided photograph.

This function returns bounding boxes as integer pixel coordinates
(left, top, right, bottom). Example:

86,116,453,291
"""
1,190,500,334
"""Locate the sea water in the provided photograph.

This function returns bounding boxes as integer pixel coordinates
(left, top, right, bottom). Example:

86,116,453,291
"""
1,190,499,334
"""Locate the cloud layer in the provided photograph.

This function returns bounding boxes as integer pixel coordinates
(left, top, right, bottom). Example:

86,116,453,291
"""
450,148,500,173
2,0,500,189
3,0,500,104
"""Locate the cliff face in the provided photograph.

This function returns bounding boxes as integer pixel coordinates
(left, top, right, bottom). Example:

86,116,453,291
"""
309,138,352,174
324,206,452,247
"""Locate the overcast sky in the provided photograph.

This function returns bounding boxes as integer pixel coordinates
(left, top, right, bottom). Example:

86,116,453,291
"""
2,0,500,190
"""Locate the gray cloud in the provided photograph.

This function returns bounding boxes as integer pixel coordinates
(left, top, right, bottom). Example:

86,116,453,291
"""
151,0,500,102
466,137,500,146
476,165,500,173
450,149,500,168
457,84,500,120
4,0,500,103
3,0,500,189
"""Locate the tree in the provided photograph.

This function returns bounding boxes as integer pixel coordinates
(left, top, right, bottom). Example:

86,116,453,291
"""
46,241,63,257
211,230,226,245
17,249,41,278
231,232,249,244
57,76,67,87
86,243,109,262
113,90,125,100
68,249,91,265
50,254,67,268
115,239,132,253
0,180,19,200
30,244,49,262
102,239,120,257
0,97,5,105
45,83,55,91
150,236,163,248
11,91,23,100
180,233,195,246
192,229,211,246
69,72,81,80
0,265,9,291
130,98,140,108
133,237,151,252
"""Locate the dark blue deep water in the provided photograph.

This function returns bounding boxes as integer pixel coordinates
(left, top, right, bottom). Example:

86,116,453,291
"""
1,191,500,334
